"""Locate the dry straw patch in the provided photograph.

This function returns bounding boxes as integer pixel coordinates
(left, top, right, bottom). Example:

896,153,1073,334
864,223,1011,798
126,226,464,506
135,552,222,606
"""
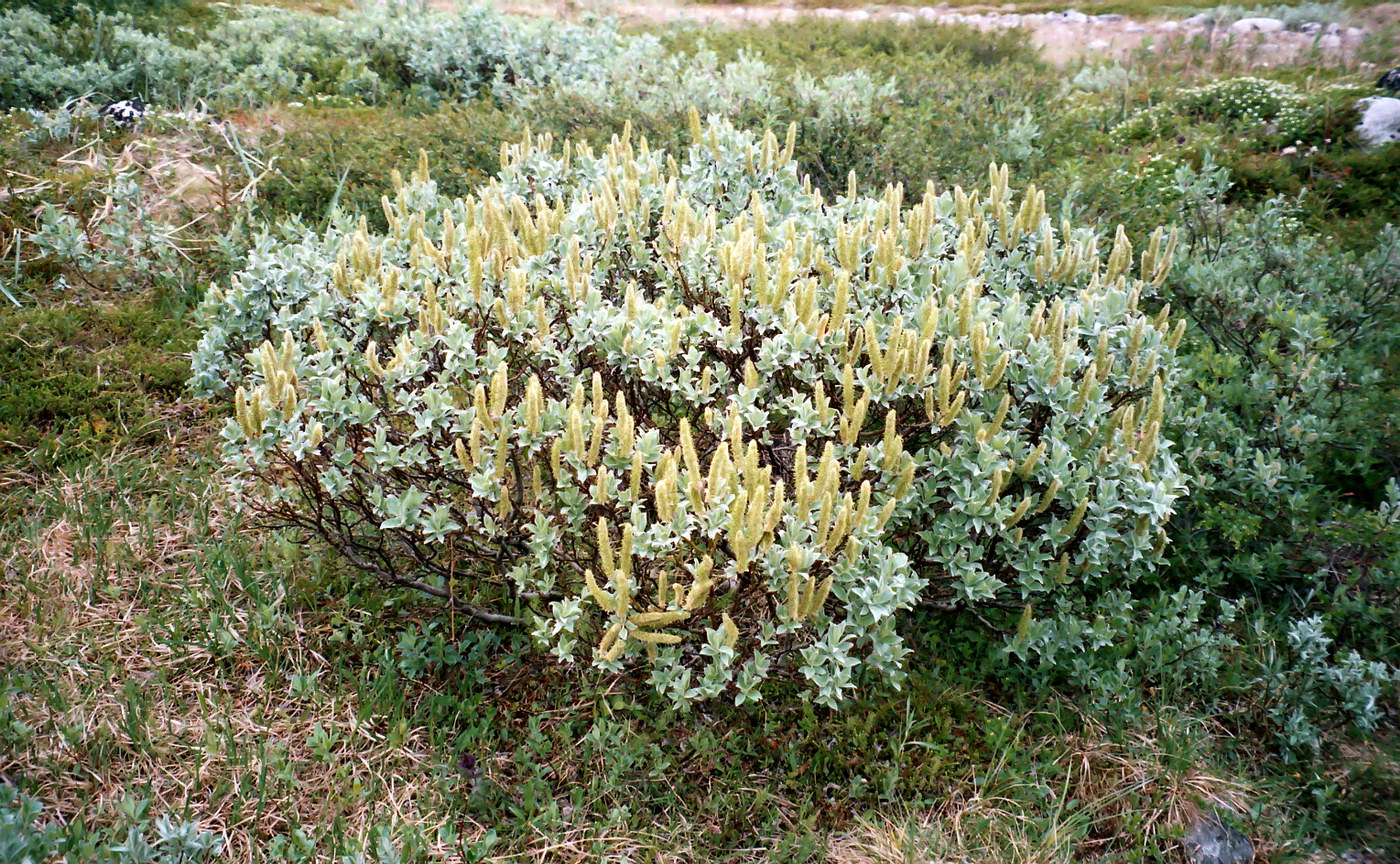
0,458,480,861
828,723,1251,864
0,454,727,862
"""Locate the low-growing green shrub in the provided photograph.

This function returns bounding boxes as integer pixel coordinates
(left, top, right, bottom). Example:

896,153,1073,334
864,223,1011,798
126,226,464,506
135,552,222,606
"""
1159,178,1400,756
0,298,192,461
1230,139,1400,224
193,116,1187,708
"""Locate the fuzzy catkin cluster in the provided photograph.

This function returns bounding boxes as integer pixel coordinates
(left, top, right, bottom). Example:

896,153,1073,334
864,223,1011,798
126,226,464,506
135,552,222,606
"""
194,114,1187,707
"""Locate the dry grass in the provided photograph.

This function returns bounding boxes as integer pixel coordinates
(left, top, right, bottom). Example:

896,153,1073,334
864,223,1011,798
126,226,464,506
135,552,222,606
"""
827,719,1254,864
0,452,728,861
0,457,465,860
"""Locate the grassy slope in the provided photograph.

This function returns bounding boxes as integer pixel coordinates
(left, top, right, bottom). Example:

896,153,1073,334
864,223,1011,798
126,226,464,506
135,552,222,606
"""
1,6,1397,863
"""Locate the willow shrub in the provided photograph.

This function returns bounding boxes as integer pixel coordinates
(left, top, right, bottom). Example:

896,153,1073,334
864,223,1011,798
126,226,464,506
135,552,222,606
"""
192,115,1187,707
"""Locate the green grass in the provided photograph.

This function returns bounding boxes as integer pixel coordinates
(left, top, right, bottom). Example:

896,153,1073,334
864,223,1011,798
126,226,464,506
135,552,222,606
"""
0,297,194,466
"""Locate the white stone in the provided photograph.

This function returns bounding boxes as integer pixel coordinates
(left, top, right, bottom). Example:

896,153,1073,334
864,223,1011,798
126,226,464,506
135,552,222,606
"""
1088,39,1110,49
845,8,870,21
1346,27,1363,38
1062,9,1090,23
1299,21,1323,33
1126,23,1146,33
1182,13,1210,25
1229,17,1286,33
1357,97,1400,147
893,12,915,23
916,6,938,19
1159,21,1180,31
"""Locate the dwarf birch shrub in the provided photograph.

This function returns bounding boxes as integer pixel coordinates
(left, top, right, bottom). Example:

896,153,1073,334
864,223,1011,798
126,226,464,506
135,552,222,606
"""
193,115,1187,707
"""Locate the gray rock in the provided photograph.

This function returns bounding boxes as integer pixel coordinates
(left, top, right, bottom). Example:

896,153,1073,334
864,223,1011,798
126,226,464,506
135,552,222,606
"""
892,12,916,23
1183,13,1211,25
1229,16,1286,33
1060,9,1090,23
1183,813,1254,864
1299,21,1323,33
1357,97,1400,147
1096,13,1123,22
1159,20,1181,31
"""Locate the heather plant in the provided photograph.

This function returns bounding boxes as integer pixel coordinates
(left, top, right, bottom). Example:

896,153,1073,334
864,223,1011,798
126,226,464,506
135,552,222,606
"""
194,115,1187,707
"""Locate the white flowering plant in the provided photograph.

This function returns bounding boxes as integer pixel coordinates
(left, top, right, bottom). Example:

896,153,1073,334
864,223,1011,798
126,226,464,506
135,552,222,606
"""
193,115,1187,707
1114,76,1324,148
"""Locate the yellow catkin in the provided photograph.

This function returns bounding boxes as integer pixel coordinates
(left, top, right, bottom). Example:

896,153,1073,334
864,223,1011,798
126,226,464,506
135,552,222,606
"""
1064,497,1089,535
683,556,715,611
631,630,682,645
584,569,615,612
631,610,690,628
1003,495,1033,528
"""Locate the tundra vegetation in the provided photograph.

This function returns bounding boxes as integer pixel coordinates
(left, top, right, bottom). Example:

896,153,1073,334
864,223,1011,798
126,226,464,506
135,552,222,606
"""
0,1,1396,862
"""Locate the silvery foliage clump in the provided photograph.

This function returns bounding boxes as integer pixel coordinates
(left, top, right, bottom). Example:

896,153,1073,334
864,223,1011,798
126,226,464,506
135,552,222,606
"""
0,1,621,110
0,788,221,864
1066,63,1134,95
193,115,1187,708
27,167,182,290
1261,611,1398,758
510,34,896,132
